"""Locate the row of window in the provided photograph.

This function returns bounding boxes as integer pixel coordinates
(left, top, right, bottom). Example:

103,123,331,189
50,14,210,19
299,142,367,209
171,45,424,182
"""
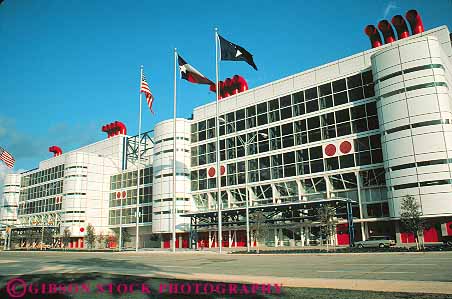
18,197,63,215
110,167,153,190
20,165,64,187
65,166,88,170
192,102,379,166
376,64,444,83
393,179,452,190
109,206,152,225
191,135,383,191
19,180,63,202
193,170,386,210
379,82,447,100
192,71,375,142
109,187,152,207
391,158,452,171
154,172,190,179
154,197,190,203
365,202,390,218
154,148,190,156
154,209,190,215
64,175,87,179
385,119,451,135
154,137,189,144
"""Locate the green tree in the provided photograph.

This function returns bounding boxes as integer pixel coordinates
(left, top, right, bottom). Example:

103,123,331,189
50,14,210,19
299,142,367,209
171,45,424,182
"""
97,233,105,249
104,234,111,248
62,227,71,250
40,227,54,250
121,228,131,247
251,210,267,254
317,205,338,251
400,195,424,250
85,224,96,249
112,228,132,249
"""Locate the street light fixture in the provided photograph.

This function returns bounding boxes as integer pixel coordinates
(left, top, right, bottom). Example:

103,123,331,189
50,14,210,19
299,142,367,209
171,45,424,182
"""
219,117,267,252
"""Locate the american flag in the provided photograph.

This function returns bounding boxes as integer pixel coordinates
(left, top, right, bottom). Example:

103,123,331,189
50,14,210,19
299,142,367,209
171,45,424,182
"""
140,72,154,114
0,146,15,168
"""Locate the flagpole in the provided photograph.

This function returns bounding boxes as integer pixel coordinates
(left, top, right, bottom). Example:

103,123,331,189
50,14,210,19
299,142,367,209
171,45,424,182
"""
215,28,222,254
172,48,177,253
135,65,143,252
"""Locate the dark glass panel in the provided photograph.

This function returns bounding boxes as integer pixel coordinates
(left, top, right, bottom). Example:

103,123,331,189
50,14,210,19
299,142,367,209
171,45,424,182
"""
347,73,362,89
332,78,346,93
305,87,318,100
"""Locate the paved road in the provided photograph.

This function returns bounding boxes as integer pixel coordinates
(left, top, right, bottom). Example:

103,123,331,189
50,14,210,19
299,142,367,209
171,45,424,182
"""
0,251,451,282
1,251,452,295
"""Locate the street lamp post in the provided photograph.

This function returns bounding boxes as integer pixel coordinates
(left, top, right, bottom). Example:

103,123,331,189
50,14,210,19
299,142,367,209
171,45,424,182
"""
4,224,14,250
243,136,251,252
119,195,123,251
40,214,45,251
7,226,12,250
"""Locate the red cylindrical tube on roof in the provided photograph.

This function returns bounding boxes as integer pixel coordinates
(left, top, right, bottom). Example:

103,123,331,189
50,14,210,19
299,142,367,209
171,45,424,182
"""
391,15,410,39
106,123,112,138
115,121,127,135
102,121,127,138
378,20,396,44
230,79,239,95
364,25,383,48
406,9,424,34
233,75,248,93
218,81,224,99
224,78,232,98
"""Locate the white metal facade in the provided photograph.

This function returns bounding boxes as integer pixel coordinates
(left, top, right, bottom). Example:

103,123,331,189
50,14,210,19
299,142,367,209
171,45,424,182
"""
2,25,452,247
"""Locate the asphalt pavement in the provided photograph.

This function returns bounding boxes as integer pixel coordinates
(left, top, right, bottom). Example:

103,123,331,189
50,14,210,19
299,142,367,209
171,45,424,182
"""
0,251,451,295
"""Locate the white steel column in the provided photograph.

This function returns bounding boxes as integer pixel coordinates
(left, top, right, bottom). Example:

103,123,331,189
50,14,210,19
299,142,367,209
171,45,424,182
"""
355,171,366,241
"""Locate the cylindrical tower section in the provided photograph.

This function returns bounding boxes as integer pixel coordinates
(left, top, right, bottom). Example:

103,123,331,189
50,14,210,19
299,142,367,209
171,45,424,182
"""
0,174,21,225
62,153,88,237
371,36,452,217
152,118,193,235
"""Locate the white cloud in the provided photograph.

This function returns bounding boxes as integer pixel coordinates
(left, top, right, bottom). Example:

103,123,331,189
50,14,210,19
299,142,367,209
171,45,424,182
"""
0,116,99,170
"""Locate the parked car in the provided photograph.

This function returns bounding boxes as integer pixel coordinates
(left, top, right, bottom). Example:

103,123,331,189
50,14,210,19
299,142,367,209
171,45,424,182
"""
355,236,396,248
443,236,452,247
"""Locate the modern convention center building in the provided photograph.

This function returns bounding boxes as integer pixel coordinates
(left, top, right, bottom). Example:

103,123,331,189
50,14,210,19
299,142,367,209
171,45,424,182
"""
1,10,452,249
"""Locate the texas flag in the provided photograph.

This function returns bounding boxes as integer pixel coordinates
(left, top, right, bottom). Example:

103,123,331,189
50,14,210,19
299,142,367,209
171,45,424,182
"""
178,55,214,85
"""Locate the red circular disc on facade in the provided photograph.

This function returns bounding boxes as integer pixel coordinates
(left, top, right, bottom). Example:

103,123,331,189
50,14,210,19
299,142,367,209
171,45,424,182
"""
80,227,85,232
122,191,127,198
340,141,352,154
116,192,121,199
220,165,226,176
324,144,336,156
208,167,216,177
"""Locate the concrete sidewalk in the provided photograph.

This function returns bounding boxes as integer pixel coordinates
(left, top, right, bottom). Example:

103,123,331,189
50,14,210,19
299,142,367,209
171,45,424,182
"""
99,271,452,295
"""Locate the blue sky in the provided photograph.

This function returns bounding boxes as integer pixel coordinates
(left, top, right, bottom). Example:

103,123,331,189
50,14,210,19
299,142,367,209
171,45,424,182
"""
1,0,452,175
